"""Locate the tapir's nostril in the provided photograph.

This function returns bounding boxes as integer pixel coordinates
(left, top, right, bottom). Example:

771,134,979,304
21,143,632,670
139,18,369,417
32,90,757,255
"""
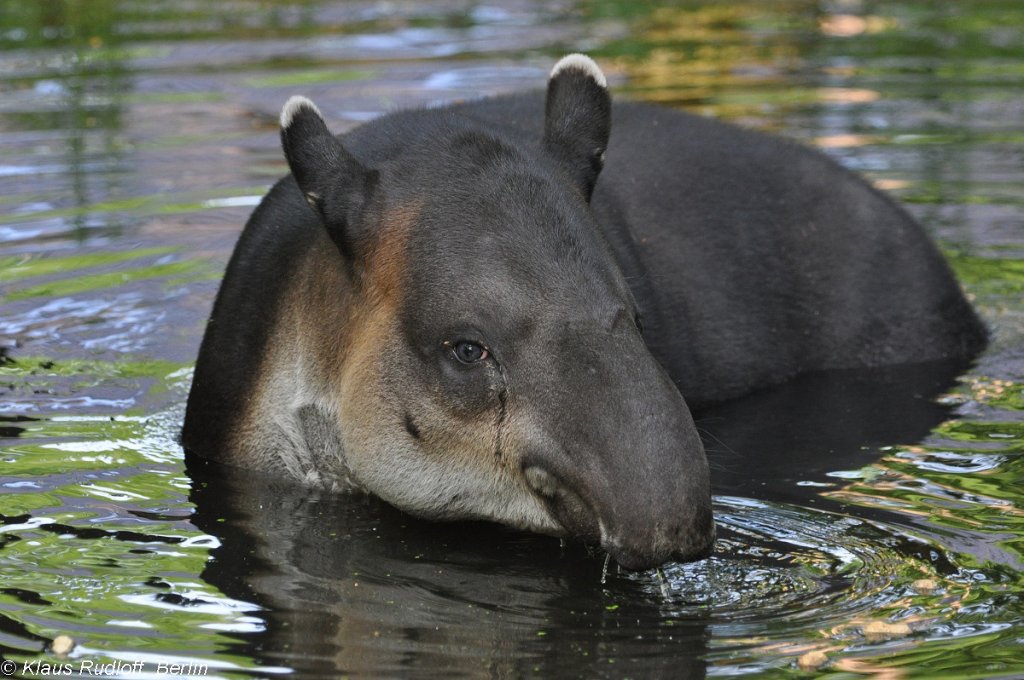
522,463,602,542
523,465,559,498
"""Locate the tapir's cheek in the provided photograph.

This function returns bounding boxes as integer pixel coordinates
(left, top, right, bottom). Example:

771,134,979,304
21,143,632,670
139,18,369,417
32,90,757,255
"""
433,357,504,418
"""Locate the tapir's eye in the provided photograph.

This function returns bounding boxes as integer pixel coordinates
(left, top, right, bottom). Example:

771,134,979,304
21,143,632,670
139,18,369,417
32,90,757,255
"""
452,341,489,364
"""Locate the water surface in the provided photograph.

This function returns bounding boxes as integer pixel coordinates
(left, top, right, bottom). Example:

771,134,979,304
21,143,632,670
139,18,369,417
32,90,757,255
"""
1,1,1023,678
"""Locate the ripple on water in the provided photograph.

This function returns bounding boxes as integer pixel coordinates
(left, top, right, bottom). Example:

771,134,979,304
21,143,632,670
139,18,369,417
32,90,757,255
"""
632,495,983,663
653,498,885,616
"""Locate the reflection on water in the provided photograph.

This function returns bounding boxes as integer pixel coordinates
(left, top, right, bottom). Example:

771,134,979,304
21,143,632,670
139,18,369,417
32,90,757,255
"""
1,1,1023,678
699,359,972,499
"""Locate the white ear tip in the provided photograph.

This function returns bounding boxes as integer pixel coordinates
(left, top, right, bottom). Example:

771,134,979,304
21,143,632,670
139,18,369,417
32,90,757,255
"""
550,53,607,88
280,95,323,129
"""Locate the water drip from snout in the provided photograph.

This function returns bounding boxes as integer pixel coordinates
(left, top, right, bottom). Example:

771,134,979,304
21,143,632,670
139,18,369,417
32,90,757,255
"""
599,550,691,595
656,567,670,598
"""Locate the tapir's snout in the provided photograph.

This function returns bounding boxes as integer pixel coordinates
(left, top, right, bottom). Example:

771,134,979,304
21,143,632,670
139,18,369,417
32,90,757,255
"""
523,460,715,570
601,503,716,571
516,329,715,571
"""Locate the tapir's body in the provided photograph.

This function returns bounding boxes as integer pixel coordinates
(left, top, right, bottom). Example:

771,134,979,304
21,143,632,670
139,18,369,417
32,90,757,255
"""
460,95,985,403
183,56,986,570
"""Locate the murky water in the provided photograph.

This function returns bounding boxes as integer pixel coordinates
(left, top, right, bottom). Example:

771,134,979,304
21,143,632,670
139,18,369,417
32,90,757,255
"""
2,1,1023,678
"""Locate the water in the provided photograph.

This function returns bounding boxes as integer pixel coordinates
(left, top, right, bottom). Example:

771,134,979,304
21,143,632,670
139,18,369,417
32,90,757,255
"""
1,1,1022,677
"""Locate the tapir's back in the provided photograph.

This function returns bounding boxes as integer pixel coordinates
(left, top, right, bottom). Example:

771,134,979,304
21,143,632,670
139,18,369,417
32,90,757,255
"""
458,95,987,405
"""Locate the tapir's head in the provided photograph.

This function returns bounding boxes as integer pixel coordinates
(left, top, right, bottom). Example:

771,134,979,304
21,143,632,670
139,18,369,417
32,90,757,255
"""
278,54,714,570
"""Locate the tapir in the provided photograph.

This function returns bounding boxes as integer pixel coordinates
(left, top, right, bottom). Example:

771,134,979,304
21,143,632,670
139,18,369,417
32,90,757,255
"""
182,54,987,570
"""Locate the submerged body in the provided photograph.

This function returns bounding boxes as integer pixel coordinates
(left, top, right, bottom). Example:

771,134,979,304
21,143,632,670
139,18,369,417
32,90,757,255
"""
183,56,985,570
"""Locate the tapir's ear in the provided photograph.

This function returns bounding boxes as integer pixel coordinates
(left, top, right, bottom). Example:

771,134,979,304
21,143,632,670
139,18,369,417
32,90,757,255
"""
280,96,378,259
543,54,611,201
